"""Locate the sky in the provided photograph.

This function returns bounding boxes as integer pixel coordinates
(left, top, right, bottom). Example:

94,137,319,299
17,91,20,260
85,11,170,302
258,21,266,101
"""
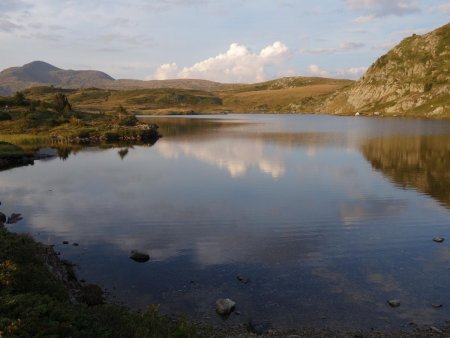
0,0,449,82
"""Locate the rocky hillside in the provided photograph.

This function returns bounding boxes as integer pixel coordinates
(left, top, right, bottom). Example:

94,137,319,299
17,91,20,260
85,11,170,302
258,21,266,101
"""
322,22,450,118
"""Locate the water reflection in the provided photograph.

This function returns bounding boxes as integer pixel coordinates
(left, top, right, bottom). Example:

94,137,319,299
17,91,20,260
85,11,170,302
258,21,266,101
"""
362,135,450,209
1,115,450,331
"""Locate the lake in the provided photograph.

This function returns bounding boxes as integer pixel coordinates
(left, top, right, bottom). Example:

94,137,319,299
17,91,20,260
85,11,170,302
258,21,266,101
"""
1,114,450,332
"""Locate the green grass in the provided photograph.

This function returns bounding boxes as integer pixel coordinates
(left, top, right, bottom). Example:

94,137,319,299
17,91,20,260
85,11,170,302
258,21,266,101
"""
0,142,25,158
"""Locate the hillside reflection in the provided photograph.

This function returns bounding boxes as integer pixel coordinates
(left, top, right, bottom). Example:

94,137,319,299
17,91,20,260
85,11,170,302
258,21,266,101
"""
362,135,450,209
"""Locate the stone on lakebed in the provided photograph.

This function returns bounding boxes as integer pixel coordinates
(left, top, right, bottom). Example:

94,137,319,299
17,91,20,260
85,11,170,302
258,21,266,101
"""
130,250,150,263
215,298,236,316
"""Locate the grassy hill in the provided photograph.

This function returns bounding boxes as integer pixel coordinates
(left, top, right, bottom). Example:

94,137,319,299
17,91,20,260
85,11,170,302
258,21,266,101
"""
322,22,450,118
0,61,353,114
220,77,352,113
11,76,352,115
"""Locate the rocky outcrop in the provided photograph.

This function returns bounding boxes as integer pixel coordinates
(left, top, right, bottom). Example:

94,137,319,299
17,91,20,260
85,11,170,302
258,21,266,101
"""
322,22,450,117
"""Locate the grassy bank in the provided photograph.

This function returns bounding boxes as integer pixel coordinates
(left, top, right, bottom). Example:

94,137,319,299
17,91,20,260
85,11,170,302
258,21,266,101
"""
0,91,160,144
0,224,206,337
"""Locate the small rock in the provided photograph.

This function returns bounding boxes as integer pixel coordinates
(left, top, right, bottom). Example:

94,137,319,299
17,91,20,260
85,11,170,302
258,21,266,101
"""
433,237,445,243
388,299,401,308
237,275,250,284
129,250,150,262
7,213,22,224
432,304,443,308
0,212,6,224
73,243,79,246
215,298,235,316
430,326,443,334
247,320,272,335
62,241,69,245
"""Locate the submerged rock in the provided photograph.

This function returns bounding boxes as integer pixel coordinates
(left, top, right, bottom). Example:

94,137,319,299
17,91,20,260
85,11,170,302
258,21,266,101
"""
388,299,401,308
0,212,6,224
7,213,22,224
247,320,272,335
62,241,69,245
237,275,250,284
430,326,443,334
215,298,236,316
432,304,443,308
129,250,150,263
432,237,445,243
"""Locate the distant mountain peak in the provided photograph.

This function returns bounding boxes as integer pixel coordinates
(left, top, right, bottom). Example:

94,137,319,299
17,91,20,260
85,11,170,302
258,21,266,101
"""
22,61,61,72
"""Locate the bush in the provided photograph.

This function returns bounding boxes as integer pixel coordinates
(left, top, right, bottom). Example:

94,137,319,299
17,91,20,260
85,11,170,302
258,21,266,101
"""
0,112,12,121
53,93,72,114
13,92,26,106
103,131,120,142
118,115,139,126
75,129,95,138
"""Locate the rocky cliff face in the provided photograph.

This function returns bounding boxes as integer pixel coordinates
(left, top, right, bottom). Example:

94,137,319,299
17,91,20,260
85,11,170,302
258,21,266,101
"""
322,23,450,117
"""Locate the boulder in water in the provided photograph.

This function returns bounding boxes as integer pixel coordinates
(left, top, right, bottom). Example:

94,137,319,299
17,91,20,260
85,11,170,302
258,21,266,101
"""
215,298,235,316
130,250,150,262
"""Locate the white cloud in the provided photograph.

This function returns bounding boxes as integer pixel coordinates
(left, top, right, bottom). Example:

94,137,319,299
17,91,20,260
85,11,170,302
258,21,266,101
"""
307,64,367,79
336,66,368,78
307,64,329,76
434,3,450,13
0,16,21,32
353,14,376,23
302,41,365,54
149,41,290,83
345,0,420,17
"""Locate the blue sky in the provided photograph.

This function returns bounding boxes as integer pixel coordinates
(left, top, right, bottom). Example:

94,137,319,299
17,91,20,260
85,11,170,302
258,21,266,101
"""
0,0,449,82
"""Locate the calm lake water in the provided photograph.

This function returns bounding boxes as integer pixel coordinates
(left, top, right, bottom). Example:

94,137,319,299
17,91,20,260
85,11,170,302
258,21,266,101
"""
1,114,450,332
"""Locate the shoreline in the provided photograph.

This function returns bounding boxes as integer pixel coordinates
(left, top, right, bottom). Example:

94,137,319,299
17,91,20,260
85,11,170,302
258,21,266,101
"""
1,217,449,337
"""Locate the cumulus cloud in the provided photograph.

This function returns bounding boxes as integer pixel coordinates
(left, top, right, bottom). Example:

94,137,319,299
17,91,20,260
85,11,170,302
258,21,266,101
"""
307,64,329,77
345,0,420,19
302,41,365,54
149,41,290,83
307,64,367,79
336,66,367,78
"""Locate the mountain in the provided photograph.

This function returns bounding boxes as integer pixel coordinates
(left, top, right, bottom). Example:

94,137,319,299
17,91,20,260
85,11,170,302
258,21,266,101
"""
0,61,114,94
322,22,450,117
0,61,234,95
